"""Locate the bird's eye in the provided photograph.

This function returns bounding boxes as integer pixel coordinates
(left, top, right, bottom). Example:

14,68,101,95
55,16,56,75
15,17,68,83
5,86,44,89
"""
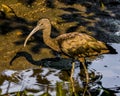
40,23,43,26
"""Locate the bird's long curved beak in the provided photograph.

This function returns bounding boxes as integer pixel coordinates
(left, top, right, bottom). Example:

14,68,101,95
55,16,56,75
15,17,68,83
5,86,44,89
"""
24,25,41,47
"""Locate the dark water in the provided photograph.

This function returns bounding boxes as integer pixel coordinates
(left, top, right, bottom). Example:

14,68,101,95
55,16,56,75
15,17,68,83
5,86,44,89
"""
0,43,120,96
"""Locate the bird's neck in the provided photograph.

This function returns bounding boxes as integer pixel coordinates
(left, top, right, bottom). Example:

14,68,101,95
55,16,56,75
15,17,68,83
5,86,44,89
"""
43,28,60,52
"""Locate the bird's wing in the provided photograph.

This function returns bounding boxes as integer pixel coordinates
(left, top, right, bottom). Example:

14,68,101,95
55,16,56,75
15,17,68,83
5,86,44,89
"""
57,32,109,57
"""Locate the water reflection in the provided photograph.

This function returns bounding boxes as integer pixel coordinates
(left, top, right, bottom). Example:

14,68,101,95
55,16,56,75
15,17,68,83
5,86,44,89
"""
0,67,101,95
0,68,57,95
0,68,117,95
0,43,120,95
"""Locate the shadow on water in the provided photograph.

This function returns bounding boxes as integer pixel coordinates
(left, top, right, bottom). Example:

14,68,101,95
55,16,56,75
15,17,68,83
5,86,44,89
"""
10,51,74,70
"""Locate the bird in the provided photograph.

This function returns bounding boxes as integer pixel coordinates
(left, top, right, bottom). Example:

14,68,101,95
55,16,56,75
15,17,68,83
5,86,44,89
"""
24,18,116,84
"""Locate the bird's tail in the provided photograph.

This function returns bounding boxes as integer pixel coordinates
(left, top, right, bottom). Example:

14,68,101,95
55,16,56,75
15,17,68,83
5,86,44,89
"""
106,44,118,54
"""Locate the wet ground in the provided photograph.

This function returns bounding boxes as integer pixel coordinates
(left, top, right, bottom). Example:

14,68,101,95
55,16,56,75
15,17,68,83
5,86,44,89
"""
0,0,120,95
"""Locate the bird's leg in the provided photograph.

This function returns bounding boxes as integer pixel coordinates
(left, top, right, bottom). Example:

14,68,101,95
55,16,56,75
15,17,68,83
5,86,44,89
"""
79,58,89,84
70,61,75,93
80,58,90,95
70,61,75,78
79,58,90,96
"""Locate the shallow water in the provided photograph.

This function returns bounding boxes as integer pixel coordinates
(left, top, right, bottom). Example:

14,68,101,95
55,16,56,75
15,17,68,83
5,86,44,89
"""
0,43,120,95
90,43,120,95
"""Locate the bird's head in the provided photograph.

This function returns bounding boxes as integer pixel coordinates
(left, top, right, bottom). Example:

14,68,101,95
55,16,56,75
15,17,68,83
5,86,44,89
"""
37,18,50,28
24,18,50,47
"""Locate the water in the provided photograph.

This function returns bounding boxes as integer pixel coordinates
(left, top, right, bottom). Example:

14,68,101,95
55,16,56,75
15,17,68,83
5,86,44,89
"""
91,43,120,87
0,43,120,96
90,43,120,95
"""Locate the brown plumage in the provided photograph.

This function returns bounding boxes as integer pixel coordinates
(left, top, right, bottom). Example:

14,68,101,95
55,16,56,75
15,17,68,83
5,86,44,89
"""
24,18,110,84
